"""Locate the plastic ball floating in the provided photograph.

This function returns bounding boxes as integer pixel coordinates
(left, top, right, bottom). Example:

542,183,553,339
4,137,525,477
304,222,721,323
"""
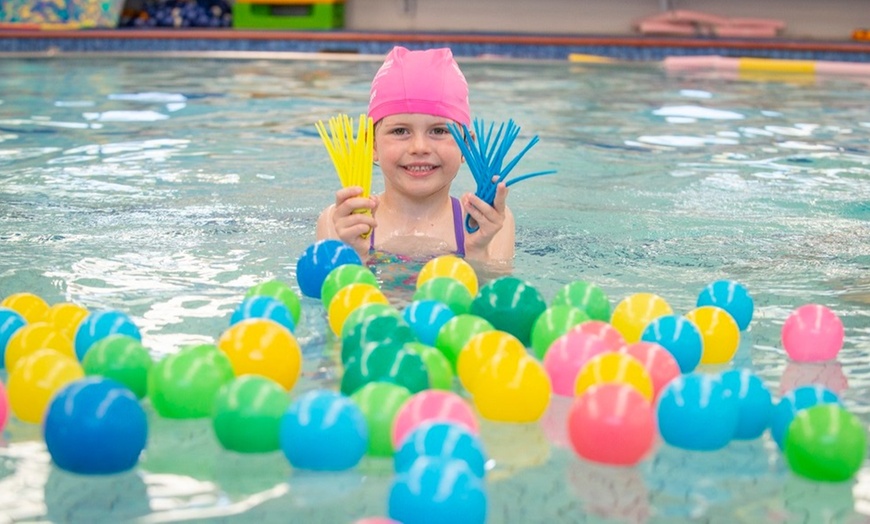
781,304,844,363
685,305,740,365
551,280,611,322
403,300,455,347
696,279,754,331
7,348,85,424
5,321,74,370
340,302,403,340
147,343,234,419
574,352,654,402
41,302,89,341
543,328,613,397
230,296,295,333
81,334,153,399
217,318,302,391
328,282,390,337
403,342,454,391
296,239,363,299
530,305,590,360
392,390,479,449
1,292,49,323
245,279,302,325
610,292,673,344
571,320,626,350
656,372,739,451
74,309,142,362
770,384,840,450
784,404,867,482
212,375,290,453
434,314,495,371
469,276,547,347
341,313,416,366
388,455,487,524
413,277,473,315
457,330,526,394
351,381,412,457
0,380,8,433
417,255,479,296
568,383,655,466
640,314,703,373
720,369,773,440
43,377,148,475
472,352,551,423
618,341,681,400
0,307,26,368
340,344,429,396
321,263,379,308
279,389,368,471
394,421,487,478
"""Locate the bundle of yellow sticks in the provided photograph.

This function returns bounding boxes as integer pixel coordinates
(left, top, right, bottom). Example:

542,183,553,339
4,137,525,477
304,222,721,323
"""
315,113,375,238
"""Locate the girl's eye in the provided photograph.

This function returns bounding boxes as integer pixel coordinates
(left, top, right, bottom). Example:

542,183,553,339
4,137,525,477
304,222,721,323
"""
389,127,409,136
431,127,450,135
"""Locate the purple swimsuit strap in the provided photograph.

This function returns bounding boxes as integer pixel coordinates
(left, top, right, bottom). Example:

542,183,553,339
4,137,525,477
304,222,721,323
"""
369,196,466,256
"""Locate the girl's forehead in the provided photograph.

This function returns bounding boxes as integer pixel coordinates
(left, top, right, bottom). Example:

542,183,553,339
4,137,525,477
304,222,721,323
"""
379,113,451,126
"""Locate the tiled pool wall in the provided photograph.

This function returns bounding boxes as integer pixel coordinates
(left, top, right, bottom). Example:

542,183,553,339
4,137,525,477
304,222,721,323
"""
1,30,869,62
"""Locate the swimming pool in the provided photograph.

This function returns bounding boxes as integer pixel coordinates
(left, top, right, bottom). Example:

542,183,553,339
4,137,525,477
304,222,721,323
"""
0,54,869,522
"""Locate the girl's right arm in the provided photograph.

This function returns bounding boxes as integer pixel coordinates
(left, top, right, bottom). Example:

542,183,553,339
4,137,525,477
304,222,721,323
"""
315,186,377,258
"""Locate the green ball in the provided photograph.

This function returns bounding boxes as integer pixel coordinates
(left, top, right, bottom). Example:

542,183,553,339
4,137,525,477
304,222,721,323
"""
404,342,454,390
341,344,429,396
350,381,412,457
530,305,590,359
82,334,153,398
212,375,290,453
434,314,495,371
147,344,235,419
340,303,402,340
321,264,379,308
245,280,302,325
785,404,867,482
341,314,416,366
413,277,473,315
469,276,547,347
552,280,611,322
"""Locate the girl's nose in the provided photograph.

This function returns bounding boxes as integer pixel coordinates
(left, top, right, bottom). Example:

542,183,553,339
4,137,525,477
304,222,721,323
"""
408,133,430,153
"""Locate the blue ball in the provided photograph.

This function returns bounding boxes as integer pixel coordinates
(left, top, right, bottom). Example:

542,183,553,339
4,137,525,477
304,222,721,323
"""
74,310,142,361
720,369,773,440
394,421,487,479
230,296,295,333
0,307,27,368
696,280,754,331
389,456,487,524
656,372,739,451
640,314,703,373
295,240,362,299
279,389,368,471
403,300,456,347
770,384,840,450
43,377,148,475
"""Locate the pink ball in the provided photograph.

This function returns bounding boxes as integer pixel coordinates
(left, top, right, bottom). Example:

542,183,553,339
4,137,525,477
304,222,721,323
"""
568,383,655,466
618,342,682,399
391,390,479,449
782,304,844,362
0,381,8,434
572,320,626,350
543,328,613,396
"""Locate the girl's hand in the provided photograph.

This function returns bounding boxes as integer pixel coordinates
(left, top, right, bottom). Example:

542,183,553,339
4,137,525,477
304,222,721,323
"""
318,186,377,257
462,181,512,259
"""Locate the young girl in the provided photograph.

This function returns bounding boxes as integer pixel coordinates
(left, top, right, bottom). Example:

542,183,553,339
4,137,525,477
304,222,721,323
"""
315,46,515,263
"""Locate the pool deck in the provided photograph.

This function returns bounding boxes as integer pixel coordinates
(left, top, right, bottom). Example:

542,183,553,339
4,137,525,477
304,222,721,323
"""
1,28,870,62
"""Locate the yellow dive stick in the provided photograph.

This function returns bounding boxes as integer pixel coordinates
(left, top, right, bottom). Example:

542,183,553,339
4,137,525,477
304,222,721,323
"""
315,114,375,239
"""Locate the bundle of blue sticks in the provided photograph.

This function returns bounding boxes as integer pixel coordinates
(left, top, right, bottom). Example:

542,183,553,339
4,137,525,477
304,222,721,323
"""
448,118,557,233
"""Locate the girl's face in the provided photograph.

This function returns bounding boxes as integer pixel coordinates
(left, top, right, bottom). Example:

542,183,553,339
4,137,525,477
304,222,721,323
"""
373,113,463,200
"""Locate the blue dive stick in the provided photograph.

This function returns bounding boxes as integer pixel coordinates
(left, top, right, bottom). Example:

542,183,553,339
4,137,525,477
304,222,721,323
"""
448,119,556,233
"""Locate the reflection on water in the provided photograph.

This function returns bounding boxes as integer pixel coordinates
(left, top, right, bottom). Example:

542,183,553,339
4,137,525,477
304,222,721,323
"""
0,56,869,522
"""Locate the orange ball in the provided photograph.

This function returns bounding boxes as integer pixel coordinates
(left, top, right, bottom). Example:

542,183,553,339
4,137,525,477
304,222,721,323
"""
7,348,84,423
217,318,302,390
574,352,654,403
5,321,75,370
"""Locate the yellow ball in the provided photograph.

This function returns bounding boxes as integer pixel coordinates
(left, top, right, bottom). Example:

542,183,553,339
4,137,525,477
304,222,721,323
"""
7,348,84,423
41,302,89,340
472,352,551,423
610,292,673,343
327,283,389,337
2,292,49,324
685,305,740,365
417,255,479,297
5,321,75,370
574,352,654,402
217,318,302,390
457,330,526,394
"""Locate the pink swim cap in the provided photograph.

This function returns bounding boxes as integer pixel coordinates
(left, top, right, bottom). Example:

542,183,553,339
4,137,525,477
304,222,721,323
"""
368,46,470,126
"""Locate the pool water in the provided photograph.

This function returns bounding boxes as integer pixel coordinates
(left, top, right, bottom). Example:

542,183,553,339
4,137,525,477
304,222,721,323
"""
1,55,869,523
